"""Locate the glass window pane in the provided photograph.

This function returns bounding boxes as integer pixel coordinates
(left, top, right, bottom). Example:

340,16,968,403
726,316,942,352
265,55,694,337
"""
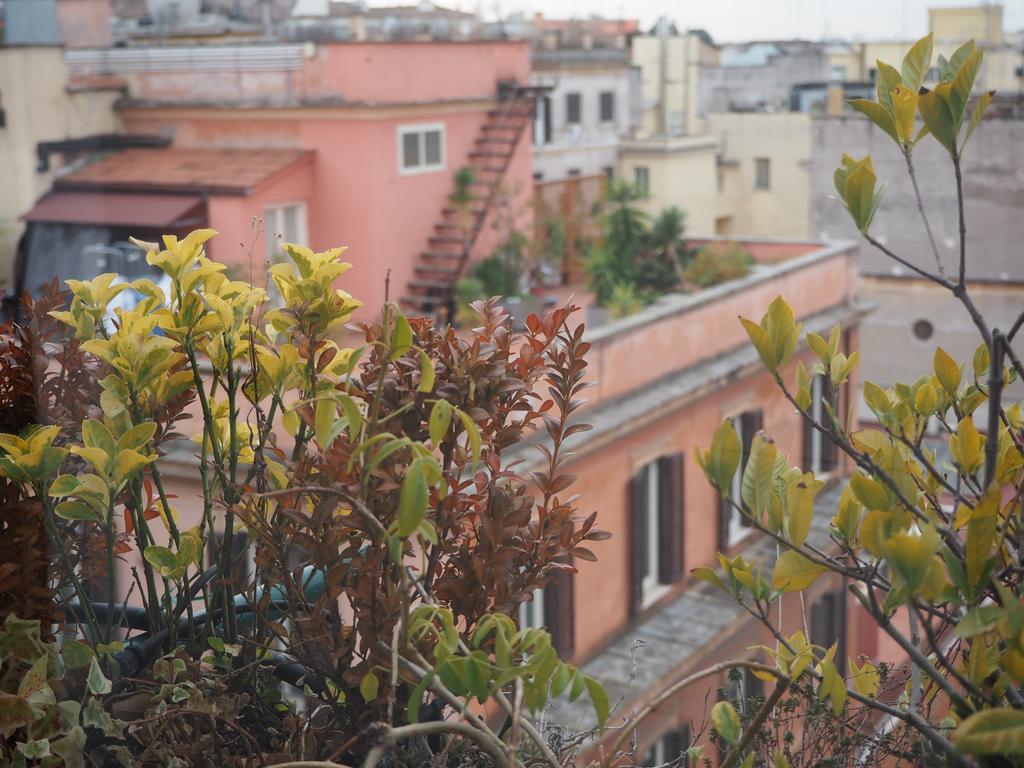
402,131,420,168
283,205,299,243
424,130,442,165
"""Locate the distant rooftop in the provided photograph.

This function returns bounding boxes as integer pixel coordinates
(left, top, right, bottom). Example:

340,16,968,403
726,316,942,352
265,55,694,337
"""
56,147,314,195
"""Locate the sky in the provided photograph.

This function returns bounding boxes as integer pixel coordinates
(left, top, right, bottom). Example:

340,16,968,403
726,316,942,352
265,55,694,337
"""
296,0,1024,43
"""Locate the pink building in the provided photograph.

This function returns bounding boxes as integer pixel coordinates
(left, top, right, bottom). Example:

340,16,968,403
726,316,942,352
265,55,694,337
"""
20,40,538,317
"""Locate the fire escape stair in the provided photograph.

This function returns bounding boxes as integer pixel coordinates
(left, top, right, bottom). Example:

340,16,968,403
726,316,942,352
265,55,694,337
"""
400,85,545,317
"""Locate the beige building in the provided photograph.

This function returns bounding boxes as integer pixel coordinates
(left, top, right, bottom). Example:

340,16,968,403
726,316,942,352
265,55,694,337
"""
0,45,121,291
630,27,718,139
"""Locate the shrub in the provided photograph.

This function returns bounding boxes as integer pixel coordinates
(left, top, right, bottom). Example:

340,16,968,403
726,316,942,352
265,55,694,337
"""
0,231,609,765
683,241,754,289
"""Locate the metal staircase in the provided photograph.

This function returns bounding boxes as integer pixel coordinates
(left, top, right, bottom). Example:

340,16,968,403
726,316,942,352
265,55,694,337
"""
400,84,546,318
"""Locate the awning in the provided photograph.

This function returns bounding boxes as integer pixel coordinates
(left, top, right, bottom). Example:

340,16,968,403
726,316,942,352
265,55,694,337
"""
22,191,205,229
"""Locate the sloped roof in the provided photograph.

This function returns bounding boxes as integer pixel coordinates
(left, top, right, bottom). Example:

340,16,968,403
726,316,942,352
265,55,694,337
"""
57,147,314,195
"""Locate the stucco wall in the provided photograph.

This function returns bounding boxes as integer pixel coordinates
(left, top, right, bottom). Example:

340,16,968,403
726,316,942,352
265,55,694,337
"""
0,46,121,291
707,112,812,238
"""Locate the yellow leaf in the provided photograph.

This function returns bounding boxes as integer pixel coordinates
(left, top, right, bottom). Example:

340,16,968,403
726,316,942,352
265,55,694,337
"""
950,416,984,475
772,550,826,592
786,474,815,547
890,85,918,143
740,316,776,371
955,708,1024,755
933,347,962,395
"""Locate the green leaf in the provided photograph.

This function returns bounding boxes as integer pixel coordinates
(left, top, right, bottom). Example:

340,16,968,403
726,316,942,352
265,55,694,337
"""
741,435,776,519
455,408,482,468
842,156,883,233
0,691,35,737
60,639,95,669
82,419,116,458
142,546,182,578
360,671,380,702
429,399,453,447
875,61,902,114
772,550,826,592
584,675,610,730
955,708,1024,755
712,700,741,746
416,348,435,393
956,605,1004,639
118,422,157,452
848,99,899,144
691,566,726,592
390,314,413,360
48,474,80,498
949,49,984,126
964,90,995,147
54,500,104,524
314,397,336,450
397,457,429,537
86,656,111,695
884,526,939,593
763,296,801,371
919,84,959,154
900,33,933,93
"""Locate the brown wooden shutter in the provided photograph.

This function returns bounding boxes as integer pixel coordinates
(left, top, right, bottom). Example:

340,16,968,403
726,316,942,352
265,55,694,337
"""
802,390,814,473
657,453,685,584
664,724,690,766
628,469,648,616
545,564,575,659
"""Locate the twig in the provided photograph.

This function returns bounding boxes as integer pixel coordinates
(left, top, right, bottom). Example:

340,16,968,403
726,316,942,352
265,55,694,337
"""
720,675,790,768
360,721,512,768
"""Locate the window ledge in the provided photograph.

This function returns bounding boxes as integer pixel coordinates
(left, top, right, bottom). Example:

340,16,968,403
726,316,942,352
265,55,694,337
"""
641,582,672,609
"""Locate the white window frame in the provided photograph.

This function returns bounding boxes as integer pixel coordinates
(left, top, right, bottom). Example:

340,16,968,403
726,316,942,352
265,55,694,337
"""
398,122,446,175
640,461,670,607
518,586,545,630
265,201,309,262
727,415,753,548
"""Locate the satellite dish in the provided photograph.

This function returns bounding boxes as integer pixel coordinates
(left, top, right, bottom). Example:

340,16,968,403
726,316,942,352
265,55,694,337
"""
234,0,298,24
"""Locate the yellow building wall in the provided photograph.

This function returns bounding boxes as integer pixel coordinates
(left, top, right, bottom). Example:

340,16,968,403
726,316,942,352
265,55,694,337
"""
631,32,716,138
618,137,720,234
0,47,121,290
706,112,812,238
929,5,1004,45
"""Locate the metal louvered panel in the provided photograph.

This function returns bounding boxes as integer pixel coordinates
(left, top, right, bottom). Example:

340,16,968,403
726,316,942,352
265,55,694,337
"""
66,45,306,76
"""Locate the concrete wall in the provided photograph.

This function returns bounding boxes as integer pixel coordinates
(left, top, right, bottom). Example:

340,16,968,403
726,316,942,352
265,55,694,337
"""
0,46,121,291
708,112,812,238
530,59,635,182
699,48,827,115
632,32,715,138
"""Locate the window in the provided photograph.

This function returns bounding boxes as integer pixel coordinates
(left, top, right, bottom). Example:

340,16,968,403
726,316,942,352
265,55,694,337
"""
811,589,847,674
868,67,878,82
754,157,771,190
599,90,615,122
719,411,762,550
533,172,544,182
518,587,545,630
912,318,934,341
603,166,615,180
803,375,838,476
829,64,847,81
265,202,308,263
517,567,575,658
629,454,684,614
398,123,445,174
567,168,581,177
566,92,581,125
634,166,650,198
643,724,690,766
534,95,552,146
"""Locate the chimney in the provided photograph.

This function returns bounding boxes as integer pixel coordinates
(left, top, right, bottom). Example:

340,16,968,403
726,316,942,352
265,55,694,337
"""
826,83,844,116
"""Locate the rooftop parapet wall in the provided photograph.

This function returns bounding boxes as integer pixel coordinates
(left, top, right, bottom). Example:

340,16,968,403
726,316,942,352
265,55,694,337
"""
582,239,859,407
67,40,531,106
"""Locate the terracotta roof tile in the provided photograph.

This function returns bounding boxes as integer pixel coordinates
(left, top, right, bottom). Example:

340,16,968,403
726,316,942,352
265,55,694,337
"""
58,147,314,195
